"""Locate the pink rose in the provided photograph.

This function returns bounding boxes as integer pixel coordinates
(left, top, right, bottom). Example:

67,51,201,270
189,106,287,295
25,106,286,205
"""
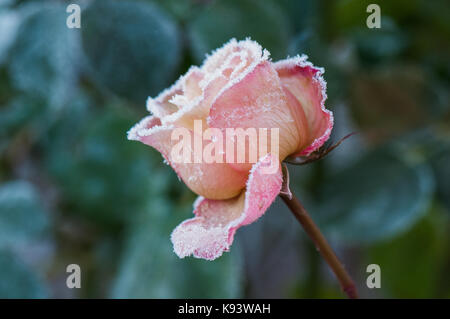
128,39,333,260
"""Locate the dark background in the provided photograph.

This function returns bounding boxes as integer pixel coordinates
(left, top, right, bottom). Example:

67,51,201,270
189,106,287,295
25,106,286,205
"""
0,0,449,298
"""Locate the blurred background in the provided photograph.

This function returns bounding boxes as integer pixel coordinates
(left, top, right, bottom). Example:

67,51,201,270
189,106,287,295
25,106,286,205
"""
0,0,449,298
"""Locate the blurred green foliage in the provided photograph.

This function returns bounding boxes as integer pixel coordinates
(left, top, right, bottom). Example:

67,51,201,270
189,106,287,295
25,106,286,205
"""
0,180,50,246
315,149,434,244
0,0,448,298
188,0,290,61
112,199,242,298
82,0,181,103
0,248,49,298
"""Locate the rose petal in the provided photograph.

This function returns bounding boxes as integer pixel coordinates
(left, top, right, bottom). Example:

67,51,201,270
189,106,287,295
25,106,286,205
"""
171,153,282,260
146,77,183,119
208,61,301,167
128,115,248,200
146,65,207,121
161,38,270,129
164,74,229,130
274,55,334,156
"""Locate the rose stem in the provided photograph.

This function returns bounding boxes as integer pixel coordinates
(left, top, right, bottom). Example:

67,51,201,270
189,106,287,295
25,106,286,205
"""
279,192,358,299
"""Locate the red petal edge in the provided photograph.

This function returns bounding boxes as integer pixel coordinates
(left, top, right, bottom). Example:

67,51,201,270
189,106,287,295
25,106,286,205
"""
274,55,334,156
170,153,282,260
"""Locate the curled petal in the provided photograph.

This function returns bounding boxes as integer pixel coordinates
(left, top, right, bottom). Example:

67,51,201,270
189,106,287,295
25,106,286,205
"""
165,74,229,130
146,66,207,123
171,153,282,260
146,77,183,119
208,61,301,168
158,38,270,129
274,55,334,156
128,115,248,200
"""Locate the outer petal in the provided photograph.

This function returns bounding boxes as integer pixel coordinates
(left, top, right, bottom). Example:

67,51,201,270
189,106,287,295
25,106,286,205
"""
274,55,334,156
208,61,301,167
171,153,282,260
128,115,248,200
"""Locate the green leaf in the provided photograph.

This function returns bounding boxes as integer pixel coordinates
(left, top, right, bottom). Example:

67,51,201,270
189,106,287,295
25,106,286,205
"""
7,4,80,107
389,129,450,214
112,199,242,298
150,0,195,22
277,0,319,33
0,9,20,65
368,212,449,298
315,149,434,244
188,0,291,62
431,146,450,212
44,105,158,228
82,0,181,104
352,17,408,63
0,180,50,246
0,0,16,9
0,248,48,298
0,95,58,143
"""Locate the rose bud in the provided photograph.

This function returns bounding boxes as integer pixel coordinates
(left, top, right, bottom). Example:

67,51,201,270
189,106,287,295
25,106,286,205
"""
128,39,333,260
